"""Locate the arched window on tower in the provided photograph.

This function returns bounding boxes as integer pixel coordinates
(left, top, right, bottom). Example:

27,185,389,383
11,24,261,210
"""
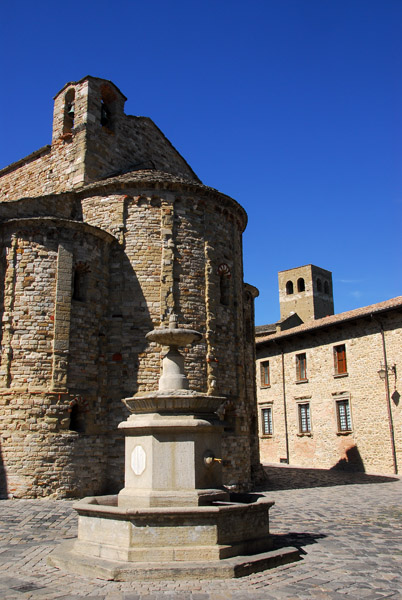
63,89,75,134
297,278,305,292
286,280,294,295
316,278,322,292
100,84,116,132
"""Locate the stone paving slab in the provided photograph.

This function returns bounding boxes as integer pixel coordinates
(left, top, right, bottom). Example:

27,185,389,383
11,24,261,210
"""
0,467,401,598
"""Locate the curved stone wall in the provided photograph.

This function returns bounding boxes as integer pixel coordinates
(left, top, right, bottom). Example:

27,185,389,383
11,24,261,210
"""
78,179,256,490
0,219,114,497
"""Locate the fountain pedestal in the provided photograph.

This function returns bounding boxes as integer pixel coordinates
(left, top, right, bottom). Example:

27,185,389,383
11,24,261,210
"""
117,395,229,508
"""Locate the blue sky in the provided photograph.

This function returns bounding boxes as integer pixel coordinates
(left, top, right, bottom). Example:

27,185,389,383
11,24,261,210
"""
1,0,401,325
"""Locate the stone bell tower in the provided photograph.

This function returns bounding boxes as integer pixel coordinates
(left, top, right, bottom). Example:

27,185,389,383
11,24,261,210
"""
278,264,334,323
52,77,128,186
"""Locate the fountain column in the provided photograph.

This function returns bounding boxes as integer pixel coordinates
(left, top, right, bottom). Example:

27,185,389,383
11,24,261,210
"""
117,315,229,508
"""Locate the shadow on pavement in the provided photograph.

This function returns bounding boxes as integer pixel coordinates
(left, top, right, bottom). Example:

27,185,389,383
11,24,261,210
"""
271,531,326,554
257,464,399,491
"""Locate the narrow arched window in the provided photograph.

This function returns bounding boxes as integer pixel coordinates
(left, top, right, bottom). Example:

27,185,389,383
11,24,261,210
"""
72,263,89,302
324,281,329,294
316,278,322,292
286,280,294,295
69,404,81,432
297,278,305,292
217,263,231,306
69,402,86,433
220,275,230,305
63,89,75,134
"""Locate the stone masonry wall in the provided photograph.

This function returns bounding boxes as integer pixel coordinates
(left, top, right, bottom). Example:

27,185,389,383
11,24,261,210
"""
256,311,402,475
0,141,83,203
0,229,57,389
78,185,256,491
0,219,115,497
243,285,264,484
81,77,199,183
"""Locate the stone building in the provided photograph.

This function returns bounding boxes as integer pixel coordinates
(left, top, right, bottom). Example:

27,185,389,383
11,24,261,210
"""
256,265,402,475
0,76,261,498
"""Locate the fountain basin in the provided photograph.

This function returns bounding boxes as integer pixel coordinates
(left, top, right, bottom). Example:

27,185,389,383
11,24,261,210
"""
146,327,202,347
46,493,303,581
72,494,274,562
48,494,301,580
122,390,224,415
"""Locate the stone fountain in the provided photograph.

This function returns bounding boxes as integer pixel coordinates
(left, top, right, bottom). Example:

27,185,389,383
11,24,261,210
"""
48,316,299,579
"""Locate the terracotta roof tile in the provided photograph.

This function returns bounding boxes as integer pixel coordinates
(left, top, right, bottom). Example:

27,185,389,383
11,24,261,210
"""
81,169,239,203
255,323,276,335
256,296,402,345
79,169,248,232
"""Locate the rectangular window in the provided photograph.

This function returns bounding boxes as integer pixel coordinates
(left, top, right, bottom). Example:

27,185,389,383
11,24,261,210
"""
334,345,347,374
336,399,352,432
298,403,311,433
261,407,273,435
296,353,307,381
260,361,270,387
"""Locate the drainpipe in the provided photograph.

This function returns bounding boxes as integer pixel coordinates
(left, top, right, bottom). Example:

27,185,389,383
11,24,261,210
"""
276,343,289,464
373,315,398,474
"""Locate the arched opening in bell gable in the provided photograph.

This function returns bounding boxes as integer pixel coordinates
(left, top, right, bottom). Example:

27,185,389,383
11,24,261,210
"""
100,84,117,132
63,89,75,134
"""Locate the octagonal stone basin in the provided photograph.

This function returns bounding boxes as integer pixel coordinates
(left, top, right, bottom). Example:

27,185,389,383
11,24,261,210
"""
64,493,275,562
47,493,301,581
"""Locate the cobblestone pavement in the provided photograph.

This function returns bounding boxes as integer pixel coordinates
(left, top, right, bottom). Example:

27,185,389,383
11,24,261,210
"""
1,467,401,599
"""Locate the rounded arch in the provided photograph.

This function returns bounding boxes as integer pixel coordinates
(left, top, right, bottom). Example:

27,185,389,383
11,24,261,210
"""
100,84,117,130
63,88,75,134
217,263,231,306
324,280,330,294
72,262,90,302
297,277,305,292
316,278,322,292
286,280,294,295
